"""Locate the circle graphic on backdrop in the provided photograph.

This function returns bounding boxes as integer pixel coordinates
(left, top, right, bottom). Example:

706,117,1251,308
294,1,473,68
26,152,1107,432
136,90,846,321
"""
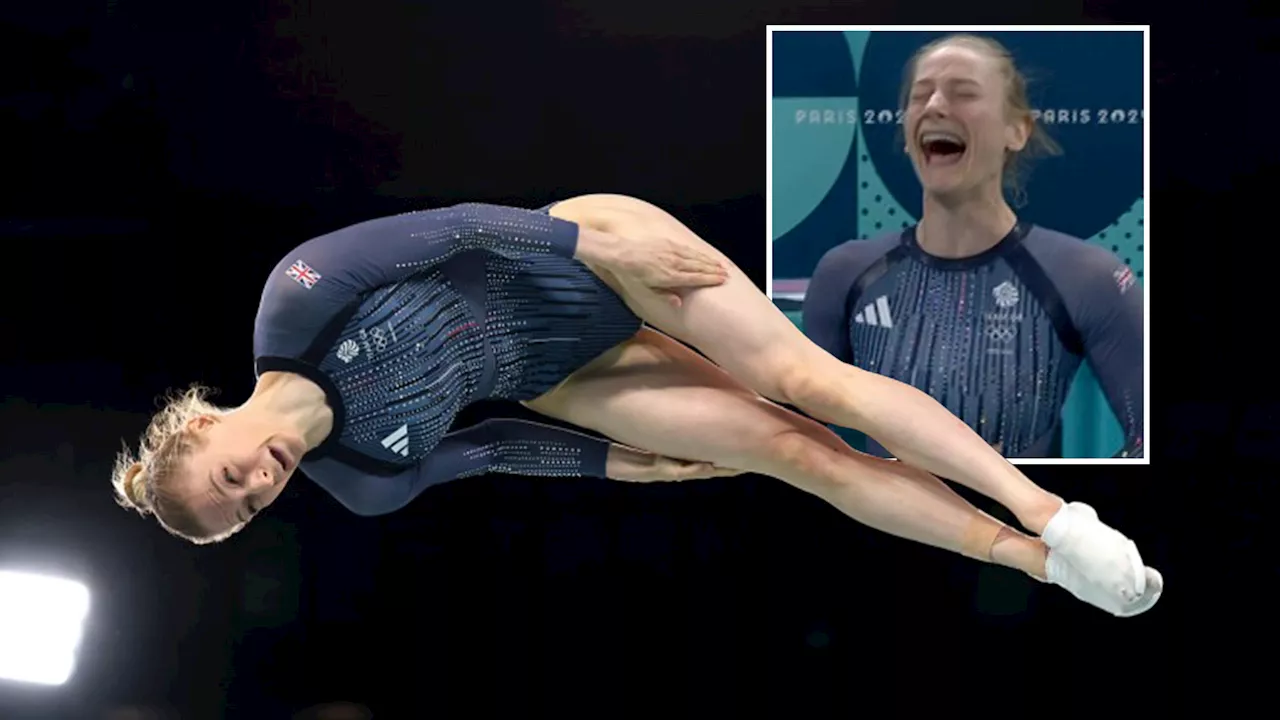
858,30,1143,240
771,31,861,242
772,99,860,241
772,31,859,100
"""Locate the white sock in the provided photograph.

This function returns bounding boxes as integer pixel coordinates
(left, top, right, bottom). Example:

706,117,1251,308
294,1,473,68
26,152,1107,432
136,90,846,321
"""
1040,501,1092,548
1039,502,1145,600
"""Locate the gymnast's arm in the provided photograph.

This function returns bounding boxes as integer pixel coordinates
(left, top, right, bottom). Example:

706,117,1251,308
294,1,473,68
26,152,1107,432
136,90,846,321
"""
303,420,735,516
282,200,720,297
301,419,611,517
255,203,599,357
298,203,584,289
1062,251,1145,458
407,418,612,500
409,419,740,493
801,243,865,363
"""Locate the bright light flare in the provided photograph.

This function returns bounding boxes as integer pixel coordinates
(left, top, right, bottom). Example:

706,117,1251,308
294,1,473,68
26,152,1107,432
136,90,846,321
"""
0,570,91,686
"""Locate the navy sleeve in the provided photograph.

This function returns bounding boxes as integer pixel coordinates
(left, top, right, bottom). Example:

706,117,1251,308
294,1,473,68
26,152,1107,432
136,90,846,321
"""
302,202,578,288
801,243,862,363
802,239,895,363
300,419,610,516
255,203,581,359
1061,246,1145,456
407,418,611,500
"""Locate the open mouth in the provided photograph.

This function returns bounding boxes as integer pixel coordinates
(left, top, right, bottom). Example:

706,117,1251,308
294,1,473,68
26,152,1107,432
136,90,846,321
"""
920,131,967,166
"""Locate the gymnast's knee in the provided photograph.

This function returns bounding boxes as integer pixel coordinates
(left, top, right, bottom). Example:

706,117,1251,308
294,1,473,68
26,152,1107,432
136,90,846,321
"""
760,428,840,485
580,194,680,228
777,362,867,425
586,193,658,211
777,364,835,411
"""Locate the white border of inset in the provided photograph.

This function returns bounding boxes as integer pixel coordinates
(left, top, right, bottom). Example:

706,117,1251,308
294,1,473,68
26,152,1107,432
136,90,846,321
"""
765,24,1151,466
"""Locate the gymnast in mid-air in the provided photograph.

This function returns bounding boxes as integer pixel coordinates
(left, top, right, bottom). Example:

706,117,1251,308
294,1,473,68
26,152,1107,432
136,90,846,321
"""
113,193,1161,617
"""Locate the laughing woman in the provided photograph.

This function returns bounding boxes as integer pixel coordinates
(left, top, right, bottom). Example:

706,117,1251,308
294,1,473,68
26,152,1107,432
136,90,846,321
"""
804,34,1144,460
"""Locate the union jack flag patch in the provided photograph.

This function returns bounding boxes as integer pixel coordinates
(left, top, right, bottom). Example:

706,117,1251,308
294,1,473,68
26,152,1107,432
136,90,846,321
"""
1113,265,1135,295
286,259,322,289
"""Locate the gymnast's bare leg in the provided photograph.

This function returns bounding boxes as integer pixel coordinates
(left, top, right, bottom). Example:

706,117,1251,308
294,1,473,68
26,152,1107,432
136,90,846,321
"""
551,194,1160,613
527,328,1050,578
551,194,1065,533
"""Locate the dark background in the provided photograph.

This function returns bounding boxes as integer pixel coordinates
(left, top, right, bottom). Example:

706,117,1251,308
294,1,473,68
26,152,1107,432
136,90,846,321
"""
0,0,1271,718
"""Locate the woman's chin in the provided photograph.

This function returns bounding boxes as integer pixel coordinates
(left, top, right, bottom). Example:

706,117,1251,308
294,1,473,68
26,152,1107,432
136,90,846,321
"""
921,177,968,198
915,161,965,191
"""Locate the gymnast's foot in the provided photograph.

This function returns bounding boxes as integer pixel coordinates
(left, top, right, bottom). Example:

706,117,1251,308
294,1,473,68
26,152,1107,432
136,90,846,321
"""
1040,502,1163,616
1045,549,1163,616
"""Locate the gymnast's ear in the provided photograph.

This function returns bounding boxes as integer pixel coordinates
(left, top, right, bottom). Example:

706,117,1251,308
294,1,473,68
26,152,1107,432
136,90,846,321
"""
1005,110,1031,154
184,414,220,434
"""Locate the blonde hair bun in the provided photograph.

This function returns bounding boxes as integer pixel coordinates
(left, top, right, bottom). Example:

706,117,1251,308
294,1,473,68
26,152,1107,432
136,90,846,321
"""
123,462,148,507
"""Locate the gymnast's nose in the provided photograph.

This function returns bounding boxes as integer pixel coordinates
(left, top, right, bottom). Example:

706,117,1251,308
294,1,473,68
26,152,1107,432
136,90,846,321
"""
247,464,276,490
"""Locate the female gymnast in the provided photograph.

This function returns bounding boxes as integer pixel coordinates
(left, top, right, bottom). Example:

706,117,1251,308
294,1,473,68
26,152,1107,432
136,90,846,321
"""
112,194,1161,617
804,34,1144,459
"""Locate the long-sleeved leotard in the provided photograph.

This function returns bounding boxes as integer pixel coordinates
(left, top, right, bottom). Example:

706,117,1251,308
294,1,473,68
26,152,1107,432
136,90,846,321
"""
803,223,1143,459
253,202,642,516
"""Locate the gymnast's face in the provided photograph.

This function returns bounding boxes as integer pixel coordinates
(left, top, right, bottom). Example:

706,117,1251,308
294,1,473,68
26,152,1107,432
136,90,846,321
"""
905,44,1029,198
170,414,305,535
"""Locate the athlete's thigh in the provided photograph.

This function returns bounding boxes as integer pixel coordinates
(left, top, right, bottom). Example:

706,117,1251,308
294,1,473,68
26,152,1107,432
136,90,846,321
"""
525,327,846,479
550,195,834,399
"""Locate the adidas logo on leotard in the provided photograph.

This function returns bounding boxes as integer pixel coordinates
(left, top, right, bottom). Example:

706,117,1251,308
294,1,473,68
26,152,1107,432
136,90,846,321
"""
853,296,894,329
381,424,410,457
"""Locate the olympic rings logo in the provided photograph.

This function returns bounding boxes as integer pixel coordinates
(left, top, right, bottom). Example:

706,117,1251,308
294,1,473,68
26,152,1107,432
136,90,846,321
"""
985,324,1016,344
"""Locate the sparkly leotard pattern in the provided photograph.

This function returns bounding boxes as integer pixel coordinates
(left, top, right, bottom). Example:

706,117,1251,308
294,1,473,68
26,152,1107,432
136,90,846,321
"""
803,223,1143,458
253,203,642,516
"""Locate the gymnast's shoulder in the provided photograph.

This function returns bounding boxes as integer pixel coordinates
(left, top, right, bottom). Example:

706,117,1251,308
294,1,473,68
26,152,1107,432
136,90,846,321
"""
1020,224,1133,283
252,237,375,361
809,230,902,287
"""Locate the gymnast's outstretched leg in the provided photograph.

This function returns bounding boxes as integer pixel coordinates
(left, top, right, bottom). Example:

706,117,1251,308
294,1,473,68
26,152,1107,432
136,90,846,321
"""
527,329,1050,579
553,194,1062,533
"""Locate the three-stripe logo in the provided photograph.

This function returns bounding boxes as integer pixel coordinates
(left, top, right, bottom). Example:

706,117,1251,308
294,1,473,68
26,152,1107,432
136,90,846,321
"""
852,296,893,329
381,424,410,457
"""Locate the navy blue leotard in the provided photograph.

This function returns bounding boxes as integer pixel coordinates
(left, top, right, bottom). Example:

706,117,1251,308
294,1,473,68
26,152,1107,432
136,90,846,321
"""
253,202,642,515
803,223,1143,459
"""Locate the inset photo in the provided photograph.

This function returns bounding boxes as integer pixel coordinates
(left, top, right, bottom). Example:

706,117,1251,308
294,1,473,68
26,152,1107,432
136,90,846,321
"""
768,26,1147,462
